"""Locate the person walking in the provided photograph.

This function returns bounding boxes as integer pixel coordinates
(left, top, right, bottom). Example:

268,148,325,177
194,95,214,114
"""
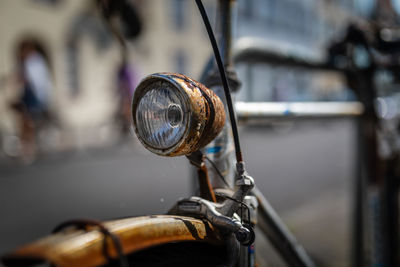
12,40,53,162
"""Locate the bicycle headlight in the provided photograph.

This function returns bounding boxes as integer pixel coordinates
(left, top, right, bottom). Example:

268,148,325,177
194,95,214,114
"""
132,73,225,156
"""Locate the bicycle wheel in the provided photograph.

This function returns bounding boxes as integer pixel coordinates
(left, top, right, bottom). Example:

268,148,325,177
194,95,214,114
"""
103,241,227,267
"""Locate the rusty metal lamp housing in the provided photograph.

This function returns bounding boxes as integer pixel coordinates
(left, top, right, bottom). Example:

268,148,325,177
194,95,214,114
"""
132,72,225,156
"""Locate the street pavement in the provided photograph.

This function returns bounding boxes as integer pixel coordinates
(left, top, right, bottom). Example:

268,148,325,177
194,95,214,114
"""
0,119,356,267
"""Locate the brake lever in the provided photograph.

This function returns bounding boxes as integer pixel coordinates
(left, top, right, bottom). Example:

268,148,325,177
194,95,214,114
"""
169,195,254,246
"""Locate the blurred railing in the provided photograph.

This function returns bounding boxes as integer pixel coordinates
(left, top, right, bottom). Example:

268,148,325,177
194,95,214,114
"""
236,101,364,124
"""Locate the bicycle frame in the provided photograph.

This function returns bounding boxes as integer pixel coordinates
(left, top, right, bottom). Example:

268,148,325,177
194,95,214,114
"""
200,1,315,267
231,28,400,267
202,2,400,266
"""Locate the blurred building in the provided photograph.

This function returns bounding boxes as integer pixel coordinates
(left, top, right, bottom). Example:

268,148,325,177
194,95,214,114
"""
0,0,396,151
234,0,382,102
0,0,213,151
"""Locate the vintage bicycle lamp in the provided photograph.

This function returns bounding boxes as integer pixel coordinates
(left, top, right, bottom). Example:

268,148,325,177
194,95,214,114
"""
132,72,226,156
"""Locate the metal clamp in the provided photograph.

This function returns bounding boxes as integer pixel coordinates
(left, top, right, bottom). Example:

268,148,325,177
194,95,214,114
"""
169,196,254,246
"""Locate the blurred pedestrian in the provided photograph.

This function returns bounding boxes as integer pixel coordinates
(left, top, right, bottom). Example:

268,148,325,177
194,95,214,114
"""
97,0,142,137
11,39,53,162
115,57,138,135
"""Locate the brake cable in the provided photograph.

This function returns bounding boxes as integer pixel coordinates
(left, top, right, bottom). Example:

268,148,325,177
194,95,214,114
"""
195,0,244,165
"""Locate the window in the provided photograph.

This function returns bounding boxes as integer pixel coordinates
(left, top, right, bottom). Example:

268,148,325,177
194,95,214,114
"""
355,0,376,17
174,50,187,74
171,0,186,31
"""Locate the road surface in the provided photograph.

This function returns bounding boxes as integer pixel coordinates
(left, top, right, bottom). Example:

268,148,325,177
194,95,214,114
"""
0,119,356,266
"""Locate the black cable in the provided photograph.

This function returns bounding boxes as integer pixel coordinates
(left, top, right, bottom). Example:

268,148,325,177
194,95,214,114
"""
205,155,230,188
215,192,251,224
195,0,243,163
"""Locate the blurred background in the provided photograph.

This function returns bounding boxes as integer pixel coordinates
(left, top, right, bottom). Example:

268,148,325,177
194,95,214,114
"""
0,0,399,266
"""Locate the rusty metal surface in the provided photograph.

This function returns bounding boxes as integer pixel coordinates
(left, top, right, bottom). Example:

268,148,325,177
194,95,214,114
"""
187,151,217,203
197,164,217,202
132,72,226,156
2,215,223,267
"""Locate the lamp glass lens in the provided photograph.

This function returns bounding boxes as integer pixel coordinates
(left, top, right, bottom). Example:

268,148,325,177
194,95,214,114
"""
136,81,187,149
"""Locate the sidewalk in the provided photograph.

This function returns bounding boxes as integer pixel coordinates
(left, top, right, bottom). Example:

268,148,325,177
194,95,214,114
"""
0,121,135,165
